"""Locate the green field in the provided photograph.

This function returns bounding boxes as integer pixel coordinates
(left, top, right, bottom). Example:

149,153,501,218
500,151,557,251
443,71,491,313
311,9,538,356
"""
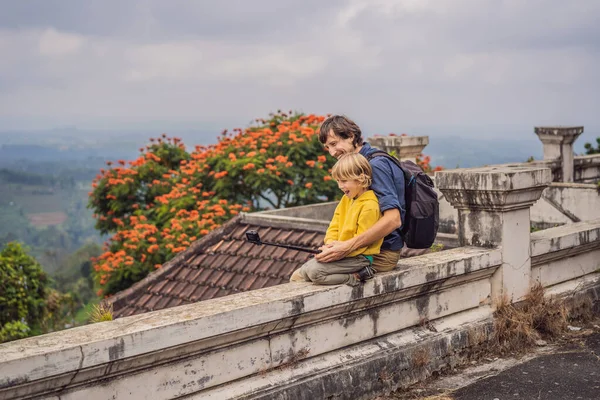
0,175,102,275
0,182,91,214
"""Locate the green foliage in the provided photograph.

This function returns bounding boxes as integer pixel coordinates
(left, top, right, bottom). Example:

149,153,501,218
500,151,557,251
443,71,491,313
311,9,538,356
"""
53,242,101,310
0,242,48,341
584,137,600,155
429,243,445,252
0,242,85,342
88,301,113,323
42,289,78,333
0,320,30,342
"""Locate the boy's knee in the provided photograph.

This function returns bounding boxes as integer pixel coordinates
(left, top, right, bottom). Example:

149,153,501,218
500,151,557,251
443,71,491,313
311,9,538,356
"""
306,264,327,284
309,272,327,284
289,270,306,282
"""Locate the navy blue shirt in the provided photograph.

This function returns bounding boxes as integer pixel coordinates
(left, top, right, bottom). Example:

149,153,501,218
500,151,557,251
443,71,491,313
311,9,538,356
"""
359,142,406,251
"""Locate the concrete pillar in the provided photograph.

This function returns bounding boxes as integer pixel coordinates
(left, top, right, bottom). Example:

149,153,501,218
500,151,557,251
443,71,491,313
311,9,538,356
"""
367,135,429,164
534,126,583,182
436,166,551,303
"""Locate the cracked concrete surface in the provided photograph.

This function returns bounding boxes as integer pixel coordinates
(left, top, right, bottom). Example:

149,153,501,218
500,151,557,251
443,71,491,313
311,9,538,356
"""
374,320,600,400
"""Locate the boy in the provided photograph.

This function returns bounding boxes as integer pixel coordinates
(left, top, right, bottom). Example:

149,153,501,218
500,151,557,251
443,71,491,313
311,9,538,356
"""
290,153,383,286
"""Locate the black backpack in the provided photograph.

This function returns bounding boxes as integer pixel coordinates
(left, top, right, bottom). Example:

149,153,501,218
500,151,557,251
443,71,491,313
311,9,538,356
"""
366,150,439,249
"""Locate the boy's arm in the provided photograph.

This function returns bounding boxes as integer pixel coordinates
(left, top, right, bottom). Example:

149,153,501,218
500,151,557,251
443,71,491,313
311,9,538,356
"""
346,203,383,258
317,208,400,262
323,201,342,245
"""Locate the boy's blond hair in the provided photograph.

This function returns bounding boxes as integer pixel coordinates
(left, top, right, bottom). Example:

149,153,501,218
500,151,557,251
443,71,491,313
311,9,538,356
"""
331,153,372,188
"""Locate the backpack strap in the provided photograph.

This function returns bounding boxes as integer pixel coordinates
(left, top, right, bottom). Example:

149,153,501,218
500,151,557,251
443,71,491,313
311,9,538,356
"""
366,150,412,181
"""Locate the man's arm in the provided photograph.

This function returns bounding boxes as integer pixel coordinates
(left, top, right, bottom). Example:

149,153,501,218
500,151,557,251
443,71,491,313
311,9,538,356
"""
315,208,400,263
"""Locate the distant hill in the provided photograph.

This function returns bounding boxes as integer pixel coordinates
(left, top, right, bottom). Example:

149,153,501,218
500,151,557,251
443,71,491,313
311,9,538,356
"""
0,144,136,164
425,136,543,168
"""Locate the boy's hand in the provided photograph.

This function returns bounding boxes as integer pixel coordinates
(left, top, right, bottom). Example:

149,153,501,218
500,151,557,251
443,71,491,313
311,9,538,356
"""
315,240,353,263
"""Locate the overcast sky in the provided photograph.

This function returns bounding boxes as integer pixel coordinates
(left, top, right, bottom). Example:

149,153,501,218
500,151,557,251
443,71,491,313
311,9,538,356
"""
1,0,599,140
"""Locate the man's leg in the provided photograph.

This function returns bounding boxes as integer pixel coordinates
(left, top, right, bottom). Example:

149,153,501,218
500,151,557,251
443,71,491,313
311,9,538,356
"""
304,256,370,286
372,249,401,273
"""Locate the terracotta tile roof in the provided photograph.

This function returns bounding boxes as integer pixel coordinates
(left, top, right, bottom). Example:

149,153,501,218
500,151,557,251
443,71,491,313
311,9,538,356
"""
110,214,326,318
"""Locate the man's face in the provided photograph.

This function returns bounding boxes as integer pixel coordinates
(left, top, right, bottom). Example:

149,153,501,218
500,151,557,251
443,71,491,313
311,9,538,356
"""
324,130,356,159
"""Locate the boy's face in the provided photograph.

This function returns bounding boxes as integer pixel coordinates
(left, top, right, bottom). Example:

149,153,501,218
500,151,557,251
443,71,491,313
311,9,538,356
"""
324,130,356,159
337,179,364,200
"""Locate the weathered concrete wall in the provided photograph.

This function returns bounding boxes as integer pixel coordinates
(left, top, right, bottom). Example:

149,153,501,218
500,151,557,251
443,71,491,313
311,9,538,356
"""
574,154,600,184
367,135,429,164
531,183,600,228
439,183,600,233
0,248,501,400
531,219,600,288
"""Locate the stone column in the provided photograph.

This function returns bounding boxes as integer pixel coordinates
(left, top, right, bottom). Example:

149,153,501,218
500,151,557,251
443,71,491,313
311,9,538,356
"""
436,166,551,303
534,126,583,182
367,135,429,164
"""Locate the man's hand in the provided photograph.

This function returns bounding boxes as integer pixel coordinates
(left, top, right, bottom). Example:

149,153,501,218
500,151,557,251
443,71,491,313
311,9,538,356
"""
315,240,353,263
319,241,339,251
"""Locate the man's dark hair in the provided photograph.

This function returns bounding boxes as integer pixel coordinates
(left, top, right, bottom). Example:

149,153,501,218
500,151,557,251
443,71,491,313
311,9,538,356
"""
318,115,363,147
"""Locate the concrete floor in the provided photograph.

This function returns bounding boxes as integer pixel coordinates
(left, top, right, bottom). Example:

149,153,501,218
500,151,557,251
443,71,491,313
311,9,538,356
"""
373,320,600,400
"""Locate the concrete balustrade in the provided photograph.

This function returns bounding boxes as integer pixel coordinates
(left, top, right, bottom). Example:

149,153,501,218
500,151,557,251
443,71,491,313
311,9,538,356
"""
535,126,583,182
436,166,552,303
530,219,600,289
574,154,600,183
1,247,501,400
366,135,429,164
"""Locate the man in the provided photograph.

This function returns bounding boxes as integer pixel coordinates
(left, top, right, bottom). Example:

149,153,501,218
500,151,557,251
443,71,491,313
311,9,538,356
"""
315,115,406,273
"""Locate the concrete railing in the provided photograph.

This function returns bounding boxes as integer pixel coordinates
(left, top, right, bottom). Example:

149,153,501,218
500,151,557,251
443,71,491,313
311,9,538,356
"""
574,154,600,184
438,182,600,234
1,166,599,400
0,247,501,400
531,219,600,290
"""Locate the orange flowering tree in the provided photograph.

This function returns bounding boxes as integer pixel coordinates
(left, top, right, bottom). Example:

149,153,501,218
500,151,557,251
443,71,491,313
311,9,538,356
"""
89,112,339,296
89,137,190,234
416,154,444,173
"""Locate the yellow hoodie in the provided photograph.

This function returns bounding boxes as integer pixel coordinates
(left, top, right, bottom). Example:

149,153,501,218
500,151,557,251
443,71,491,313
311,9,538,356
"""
324,190,383,258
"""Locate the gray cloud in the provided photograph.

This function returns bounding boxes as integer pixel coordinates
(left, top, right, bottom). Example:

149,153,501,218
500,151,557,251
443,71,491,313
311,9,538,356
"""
0,0,598,142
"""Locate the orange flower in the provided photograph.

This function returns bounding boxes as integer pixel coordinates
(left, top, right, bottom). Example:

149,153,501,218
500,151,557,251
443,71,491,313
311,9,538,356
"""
305,182,313,189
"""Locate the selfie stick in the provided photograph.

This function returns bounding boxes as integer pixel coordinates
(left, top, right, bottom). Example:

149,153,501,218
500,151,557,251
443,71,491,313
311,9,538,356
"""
245,230,321,254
